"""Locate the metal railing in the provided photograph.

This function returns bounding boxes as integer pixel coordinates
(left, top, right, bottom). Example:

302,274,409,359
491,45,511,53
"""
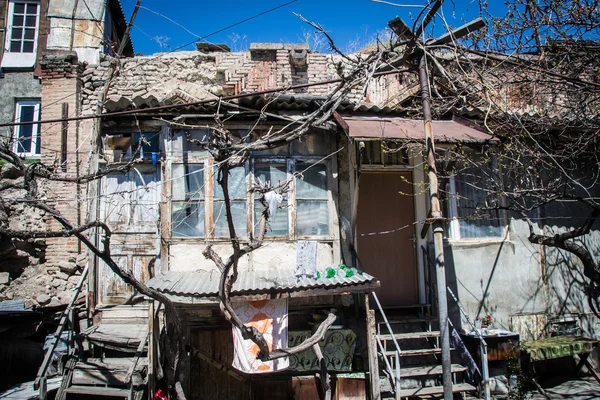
34,265,89,399
351,248,402,392
447,287,491,400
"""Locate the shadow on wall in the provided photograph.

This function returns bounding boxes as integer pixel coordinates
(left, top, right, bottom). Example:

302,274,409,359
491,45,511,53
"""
441,213,600,341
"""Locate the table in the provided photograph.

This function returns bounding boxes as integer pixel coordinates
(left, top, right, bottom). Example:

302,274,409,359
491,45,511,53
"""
521,335,600,383
460,330,520,363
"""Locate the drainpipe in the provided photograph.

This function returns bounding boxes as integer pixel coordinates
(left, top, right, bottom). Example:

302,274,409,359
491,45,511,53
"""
418,53,453,400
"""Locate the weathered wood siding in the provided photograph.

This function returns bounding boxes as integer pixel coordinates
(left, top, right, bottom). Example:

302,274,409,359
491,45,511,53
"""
98,166,160,304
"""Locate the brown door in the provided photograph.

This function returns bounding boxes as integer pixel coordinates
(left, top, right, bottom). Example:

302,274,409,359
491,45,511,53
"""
357,171,418,306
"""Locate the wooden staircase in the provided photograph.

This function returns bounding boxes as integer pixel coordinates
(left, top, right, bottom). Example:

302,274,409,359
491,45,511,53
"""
375,304,476,399
55,305,151,400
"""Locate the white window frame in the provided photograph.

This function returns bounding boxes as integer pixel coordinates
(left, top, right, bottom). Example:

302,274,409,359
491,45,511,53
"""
446,173,507,241
13,100,41,157
2,0,40,68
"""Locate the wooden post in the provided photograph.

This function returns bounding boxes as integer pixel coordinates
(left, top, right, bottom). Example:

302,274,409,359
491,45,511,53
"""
148,300,155,400
365,296,381,400
60,103,68,171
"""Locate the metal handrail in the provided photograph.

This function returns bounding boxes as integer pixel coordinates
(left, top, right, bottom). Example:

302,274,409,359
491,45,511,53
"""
447,287,491,400
34,265,89,396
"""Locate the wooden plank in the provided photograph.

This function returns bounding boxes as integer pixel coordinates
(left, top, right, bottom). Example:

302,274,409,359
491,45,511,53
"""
148,300,155,400
377,317,437,325
75,358,147,370
399,364,466,378
65,385,130,397
335,377,366,400
378,331,440,341
384,348,453,357
396,383,475,398
365,297,380,400
72,369,144,387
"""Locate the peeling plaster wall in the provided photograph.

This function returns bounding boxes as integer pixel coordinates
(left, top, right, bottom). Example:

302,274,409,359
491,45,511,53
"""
0,72,41,143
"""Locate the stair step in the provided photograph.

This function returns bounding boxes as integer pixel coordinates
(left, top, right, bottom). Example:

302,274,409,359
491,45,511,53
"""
379,331,440,340
378,316,437,325
73,358,147,387
384,348,453,357
396,383,476,398
65,386,130,398
399,364,467,378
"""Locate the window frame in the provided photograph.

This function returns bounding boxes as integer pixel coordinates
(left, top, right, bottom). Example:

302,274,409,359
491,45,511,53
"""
168,129,334,241
13,99,41,158
445,172,508,242
2,0,40,68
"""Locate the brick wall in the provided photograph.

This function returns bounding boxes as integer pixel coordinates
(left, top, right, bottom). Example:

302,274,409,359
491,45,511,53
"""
39,52,88,265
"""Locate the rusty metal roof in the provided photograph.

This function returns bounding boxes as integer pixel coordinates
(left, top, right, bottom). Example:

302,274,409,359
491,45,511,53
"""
146,269,379,298
344,116,494,142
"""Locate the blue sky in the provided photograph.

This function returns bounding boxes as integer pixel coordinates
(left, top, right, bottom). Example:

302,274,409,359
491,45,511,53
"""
121,0,508,56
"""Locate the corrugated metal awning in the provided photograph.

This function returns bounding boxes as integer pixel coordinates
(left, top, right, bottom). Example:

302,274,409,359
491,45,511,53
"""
146,269,379,300
344,116,494,142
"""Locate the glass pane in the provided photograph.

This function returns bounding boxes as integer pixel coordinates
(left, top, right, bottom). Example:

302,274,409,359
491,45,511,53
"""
293,133,331,156
19,105,35,123
23,41,33,52
172,164,203,201
214,167,246,199
24,28,34,39
172,202,204,237
297,200,329,236
454,173,503,239
214,200,247,237
254,164,287,188
12,28,22,39
35,128,40,155
26,3,37,14
296,163,327,199
10,41,21,52
14,3,25,13
254,200,288,237
25,15,36,27
13,15,23,26
17,124,33,153
183,128,211,156
132,132,160,159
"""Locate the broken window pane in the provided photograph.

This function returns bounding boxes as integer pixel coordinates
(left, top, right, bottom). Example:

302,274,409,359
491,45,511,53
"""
172,164,204,201
172,202,205,238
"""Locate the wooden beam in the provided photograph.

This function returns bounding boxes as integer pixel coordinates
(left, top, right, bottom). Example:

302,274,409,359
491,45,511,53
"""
60,103,68,171
365,296,380,400
147,300,155,400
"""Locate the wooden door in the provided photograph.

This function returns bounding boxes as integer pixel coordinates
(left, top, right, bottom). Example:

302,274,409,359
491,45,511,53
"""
357,171,418,306
98,166,161,304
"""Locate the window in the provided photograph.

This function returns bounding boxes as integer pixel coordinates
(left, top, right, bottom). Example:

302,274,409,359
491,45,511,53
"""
13,100,41,157
169,130,333,240
2,1,40,68
445,170,505,240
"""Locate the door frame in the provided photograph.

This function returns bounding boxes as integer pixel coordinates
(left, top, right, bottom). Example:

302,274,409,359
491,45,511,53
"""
358,161,428,305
